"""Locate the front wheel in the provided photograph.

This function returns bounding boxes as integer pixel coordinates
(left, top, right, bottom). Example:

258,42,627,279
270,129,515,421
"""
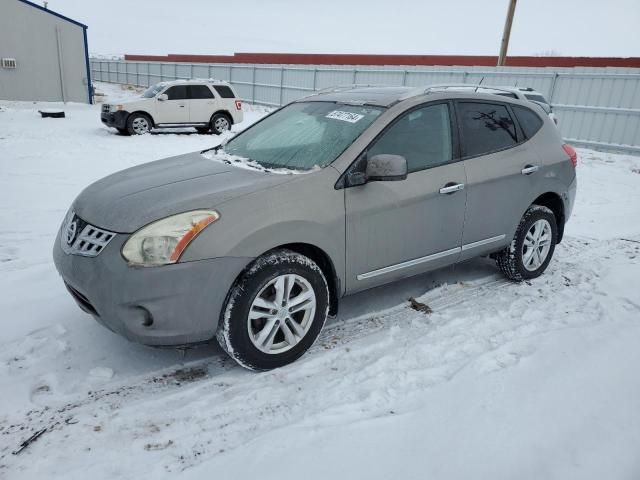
126,113,152,135
216,249,329,371
495,205,557,281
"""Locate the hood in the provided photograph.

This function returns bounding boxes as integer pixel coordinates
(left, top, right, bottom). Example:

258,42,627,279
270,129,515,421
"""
74,151,298,232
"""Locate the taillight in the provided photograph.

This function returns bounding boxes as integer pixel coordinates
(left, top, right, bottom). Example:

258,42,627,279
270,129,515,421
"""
562,144,577,168
235,100,242,111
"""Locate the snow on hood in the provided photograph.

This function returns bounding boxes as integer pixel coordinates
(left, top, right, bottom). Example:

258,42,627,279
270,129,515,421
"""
201,148,321,175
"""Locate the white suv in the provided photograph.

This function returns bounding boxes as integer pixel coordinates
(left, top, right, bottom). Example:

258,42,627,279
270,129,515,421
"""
101,80,244,135
427,84,558,125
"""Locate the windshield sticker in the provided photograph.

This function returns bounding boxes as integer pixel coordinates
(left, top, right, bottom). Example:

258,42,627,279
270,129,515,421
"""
325,110,365,123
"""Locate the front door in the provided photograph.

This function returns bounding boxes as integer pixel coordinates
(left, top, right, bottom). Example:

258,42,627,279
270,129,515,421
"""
156,85,189,124
345,102,467,293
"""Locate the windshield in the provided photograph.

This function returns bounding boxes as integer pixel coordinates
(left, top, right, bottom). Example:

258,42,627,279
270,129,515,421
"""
223,102,384,170
142,83,164,98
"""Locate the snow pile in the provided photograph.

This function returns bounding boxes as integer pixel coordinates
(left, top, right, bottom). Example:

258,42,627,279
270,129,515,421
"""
0,84,639,479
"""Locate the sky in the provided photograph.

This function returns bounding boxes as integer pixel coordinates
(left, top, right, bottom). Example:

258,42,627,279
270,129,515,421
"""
41,0,640,58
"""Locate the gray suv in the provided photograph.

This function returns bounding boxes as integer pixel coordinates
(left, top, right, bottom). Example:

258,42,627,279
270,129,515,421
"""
53,86,577,371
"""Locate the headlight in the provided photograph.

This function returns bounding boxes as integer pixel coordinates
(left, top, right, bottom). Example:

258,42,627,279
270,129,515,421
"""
121,210,219,266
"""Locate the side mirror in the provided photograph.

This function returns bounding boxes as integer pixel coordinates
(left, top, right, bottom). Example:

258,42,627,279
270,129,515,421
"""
366,154,408,182
157,94,168,102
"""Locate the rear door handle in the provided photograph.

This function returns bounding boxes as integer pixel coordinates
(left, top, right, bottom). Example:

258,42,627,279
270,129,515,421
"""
521,165,540,175
439,183,465,194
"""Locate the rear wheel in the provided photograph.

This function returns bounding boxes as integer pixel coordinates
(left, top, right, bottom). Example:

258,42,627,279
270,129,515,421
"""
495,205,557,281
210,113,231,135
126,113,152,135
216,249,329,371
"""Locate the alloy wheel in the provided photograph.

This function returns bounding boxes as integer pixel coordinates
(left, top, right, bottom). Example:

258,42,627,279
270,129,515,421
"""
214,117,230,132
132,117,150,134
247,274,316,354
522,219,552,271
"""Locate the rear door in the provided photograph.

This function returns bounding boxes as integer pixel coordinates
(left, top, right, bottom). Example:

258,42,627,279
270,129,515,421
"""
456,100,541,259
345,102,467,292
156,85,189,123
188,85,217,123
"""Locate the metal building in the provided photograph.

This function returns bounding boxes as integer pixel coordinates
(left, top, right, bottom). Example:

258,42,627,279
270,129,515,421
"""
0,0,91,103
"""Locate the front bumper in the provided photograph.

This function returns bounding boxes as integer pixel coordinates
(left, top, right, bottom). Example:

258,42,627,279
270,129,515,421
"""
53,227,251,346
101,110,129,130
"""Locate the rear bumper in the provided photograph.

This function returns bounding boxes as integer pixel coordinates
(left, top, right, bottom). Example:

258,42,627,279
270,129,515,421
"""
565,175,577,222
53,228,251,346
101,110,129,130
231,109,244,125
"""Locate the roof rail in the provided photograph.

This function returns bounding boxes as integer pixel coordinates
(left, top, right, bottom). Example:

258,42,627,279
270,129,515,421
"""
311,84,394,96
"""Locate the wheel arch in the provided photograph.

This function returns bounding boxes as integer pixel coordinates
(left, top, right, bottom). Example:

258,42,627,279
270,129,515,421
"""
277,243,339,317
230,243,340,317
211,110,234,125
532,192,565,243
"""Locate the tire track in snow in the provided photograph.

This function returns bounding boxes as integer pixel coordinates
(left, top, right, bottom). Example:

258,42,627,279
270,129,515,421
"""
0,236,636,476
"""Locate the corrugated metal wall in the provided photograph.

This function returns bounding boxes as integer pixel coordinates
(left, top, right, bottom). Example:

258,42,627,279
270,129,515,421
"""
90,59,640,153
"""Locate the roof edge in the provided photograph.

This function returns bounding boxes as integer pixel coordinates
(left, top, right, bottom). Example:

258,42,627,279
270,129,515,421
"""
16,0,87,29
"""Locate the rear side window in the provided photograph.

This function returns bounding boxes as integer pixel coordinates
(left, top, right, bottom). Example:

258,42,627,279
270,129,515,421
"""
214,85,235,98
513,105,544,139
189,85,214,99
458,102,517,157
164,85,188,100
368,103,452,173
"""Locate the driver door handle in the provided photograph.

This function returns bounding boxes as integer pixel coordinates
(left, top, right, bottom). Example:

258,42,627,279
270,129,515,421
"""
439,183,465,194
521,165,540,175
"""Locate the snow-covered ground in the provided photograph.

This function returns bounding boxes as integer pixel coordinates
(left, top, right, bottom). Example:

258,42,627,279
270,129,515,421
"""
1,82,639,479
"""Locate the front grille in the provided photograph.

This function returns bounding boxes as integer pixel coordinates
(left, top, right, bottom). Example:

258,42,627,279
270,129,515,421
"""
101,104,111,113
60,211,116,257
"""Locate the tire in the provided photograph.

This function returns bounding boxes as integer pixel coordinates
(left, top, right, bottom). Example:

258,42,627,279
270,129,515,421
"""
210,113,231,135
195,126,210,134
495,205,558,282
216,249,330,371
126,113,152,135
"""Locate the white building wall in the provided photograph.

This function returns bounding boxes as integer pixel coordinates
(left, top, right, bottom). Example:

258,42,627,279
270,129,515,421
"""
0,0,90,103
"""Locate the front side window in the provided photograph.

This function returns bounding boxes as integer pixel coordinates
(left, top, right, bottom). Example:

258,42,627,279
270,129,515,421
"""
368,103,452,173
458,102,517,157
223,102,383,170
164,85,188,100
189,85,214,99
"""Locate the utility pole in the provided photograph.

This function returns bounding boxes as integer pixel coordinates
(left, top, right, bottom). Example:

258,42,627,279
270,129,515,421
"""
497,0,517,66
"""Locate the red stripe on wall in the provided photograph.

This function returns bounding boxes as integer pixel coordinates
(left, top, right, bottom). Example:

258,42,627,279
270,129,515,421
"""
123,53,640,68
